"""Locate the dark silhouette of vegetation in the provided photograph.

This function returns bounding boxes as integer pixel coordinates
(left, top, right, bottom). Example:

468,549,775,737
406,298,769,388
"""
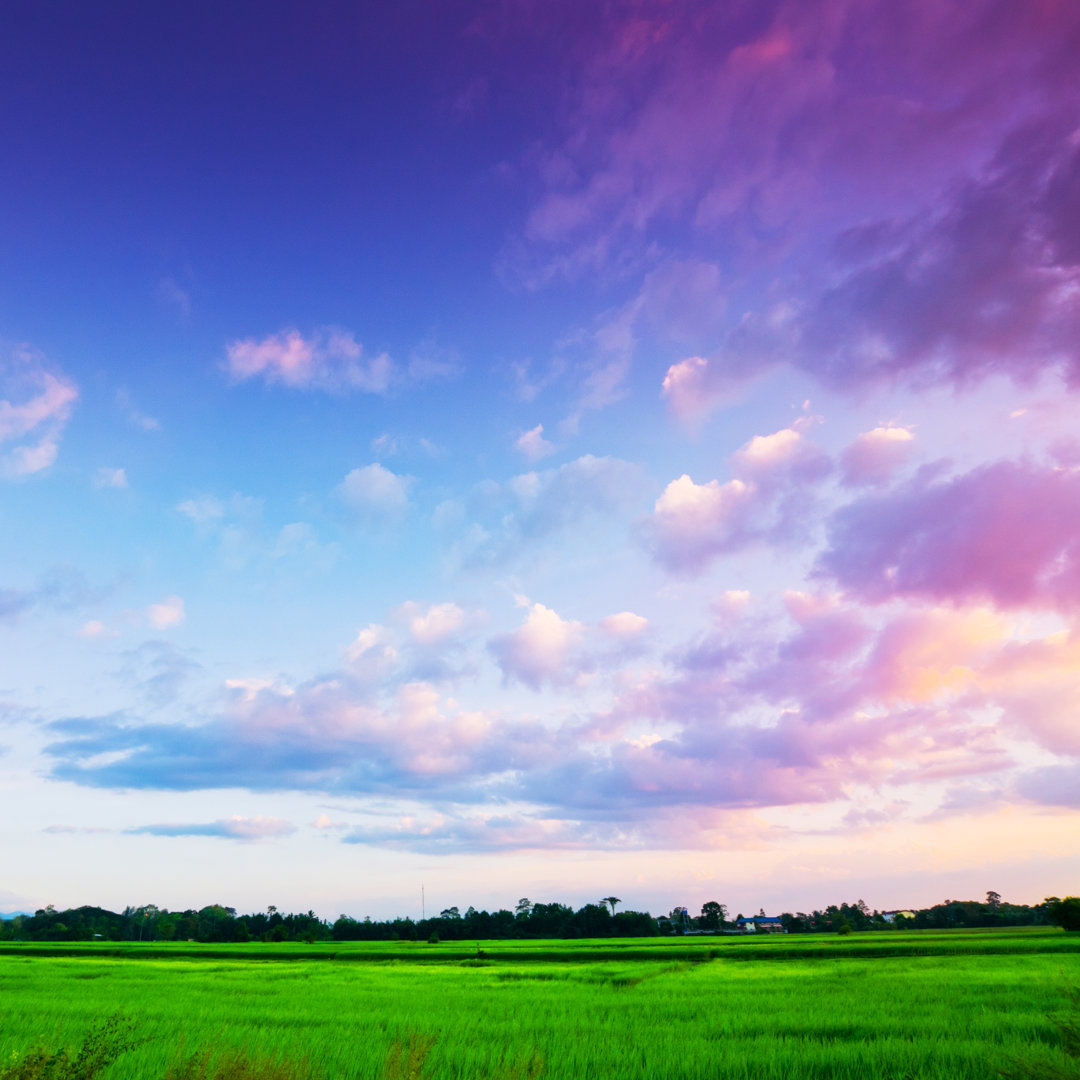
1045,897,1080,932
0,892,1058,943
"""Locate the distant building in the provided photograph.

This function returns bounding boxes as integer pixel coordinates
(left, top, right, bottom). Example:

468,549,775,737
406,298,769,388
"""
736,916,786,933
669,906,692,932
881,910,915,923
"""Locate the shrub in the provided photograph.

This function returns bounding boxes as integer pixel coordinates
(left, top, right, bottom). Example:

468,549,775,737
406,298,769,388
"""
0,1014,136,1080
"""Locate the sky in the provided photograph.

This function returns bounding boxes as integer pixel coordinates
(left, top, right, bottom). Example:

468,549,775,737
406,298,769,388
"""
1,0,1079,922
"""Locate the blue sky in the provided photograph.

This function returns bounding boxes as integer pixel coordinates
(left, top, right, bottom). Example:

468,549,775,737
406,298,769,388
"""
2,0,1079,920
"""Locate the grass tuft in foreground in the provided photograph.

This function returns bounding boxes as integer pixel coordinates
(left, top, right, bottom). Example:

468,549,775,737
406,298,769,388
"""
0,1014,135,1080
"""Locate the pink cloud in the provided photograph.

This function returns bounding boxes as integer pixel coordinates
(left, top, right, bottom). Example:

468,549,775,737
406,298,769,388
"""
0,348,78,478
977,631,1080,755
647,420,830,572
146,596,185,630
47,589,1080,849
515,423,555,460
819,460,1080,612
502,0,1080,399
490,602,586,690
840,426,915,487
226,328,393,393
598,611,648,637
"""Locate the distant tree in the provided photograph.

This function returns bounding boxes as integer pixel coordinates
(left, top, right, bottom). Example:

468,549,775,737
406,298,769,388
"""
986,890,1002,909
572,903,613,937
612,910,659,937
1045,896,1080,932
515,898,532,918
440,906,461,920
600,896,622,916
699,901,727,930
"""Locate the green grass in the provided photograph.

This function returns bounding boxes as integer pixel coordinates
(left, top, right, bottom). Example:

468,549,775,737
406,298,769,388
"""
0,931,1077,1079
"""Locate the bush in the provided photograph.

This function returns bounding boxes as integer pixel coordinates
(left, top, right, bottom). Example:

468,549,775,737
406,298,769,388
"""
0,1014,136,1080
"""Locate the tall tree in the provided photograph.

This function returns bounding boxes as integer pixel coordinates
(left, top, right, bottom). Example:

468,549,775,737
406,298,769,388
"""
600,896,622,916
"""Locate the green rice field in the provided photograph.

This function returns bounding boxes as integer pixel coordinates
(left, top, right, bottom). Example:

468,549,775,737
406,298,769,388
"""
0,929,1077,1079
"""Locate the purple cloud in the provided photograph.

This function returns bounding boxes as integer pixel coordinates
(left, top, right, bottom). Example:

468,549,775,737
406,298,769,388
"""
818,459,1080,612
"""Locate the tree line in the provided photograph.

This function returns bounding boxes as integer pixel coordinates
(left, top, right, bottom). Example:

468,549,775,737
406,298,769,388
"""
1,892,1074,943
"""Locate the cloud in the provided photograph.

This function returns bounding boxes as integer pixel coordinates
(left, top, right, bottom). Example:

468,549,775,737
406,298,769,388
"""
0,587,35,624
41,580,1080,853
818,459,1080,612
598,611,648,637
515,423,555,461
400,602,466,646
43,825,110,835
176,495,227,524
662,357,719,425
93,467,128,490
146,596,185,630
840,426,915,488
713,590,751,622
116,388,160,432
227,328,393,393
1,568,113,626
1,346,78,478
490,602,586,690
127,816,296,841
335,464,412,526
501,0,1080,401
445,454,646,567
1015,762,1080,808
646,420,830,572
45,680,519,797
120,640,201,708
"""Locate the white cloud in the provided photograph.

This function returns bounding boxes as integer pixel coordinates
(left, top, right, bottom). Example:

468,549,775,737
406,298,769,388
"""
176,495,226,524
146,596,185,630
336,464,412,523
94,467,128,489
406,602,466,646
647,422,830,572
515,423,556,461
